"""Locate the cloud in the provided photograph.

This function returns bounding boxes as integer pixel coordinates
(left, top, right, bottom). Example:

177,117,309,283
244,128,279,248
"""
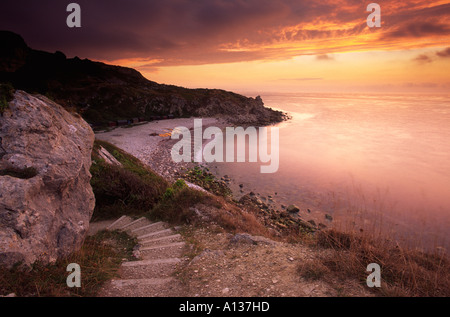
316,54,334,61
385,22,450,39
0,0,449,69
436,47,450,58
413,54,433,64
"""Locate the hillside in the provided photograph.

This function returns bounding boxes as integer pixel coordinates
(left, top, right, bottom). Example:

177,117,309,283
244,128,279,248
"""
0,31,286,126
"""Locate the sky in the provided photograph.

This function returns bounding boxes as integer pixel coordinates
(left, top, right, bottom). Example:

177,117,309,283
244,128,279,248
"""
1,0,449,93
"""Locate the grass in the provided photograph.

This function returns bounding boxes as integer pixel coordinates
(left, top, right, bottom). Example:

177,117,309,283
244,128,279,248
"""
149,186,206,224
91,140,210,225
182,165,232,197
297,228,450,297
5,136,447,297
89,141,450,296
0,230,137,297
297,259,331,281
90,140,169,221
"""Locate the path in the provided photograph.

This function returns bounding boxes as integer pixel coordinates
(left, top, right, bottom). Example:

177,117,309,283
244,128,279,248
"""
95,216,187,297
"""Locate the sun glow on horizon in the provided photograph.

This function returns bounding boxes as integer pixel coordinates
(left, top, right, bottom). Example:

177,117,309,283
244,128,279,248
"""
117,46,449,94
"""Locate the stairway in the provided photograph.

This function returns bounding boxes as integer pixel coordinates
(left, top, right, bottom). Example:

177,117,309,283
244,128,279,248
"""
97,216,187,297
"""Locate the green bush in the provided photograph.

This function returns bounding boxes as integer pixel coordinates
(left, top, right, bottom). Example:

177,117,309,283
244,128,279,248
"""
173,178,187,190
182,166,231,197
163,187,175,200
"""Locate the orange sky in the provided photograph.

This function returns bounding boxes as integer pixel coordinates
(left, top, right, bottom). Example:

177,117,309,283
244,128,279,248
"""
2,0,449,93
114,1,450,93
139,47,450,93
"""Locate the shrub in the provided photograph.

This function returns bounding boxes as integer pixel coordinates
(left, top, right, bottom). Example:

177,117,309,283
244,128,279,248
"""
182,166,232,197
163,187,175,200
90,140,168,220
173,178,187,190
0,82,14,115
149,187,205,224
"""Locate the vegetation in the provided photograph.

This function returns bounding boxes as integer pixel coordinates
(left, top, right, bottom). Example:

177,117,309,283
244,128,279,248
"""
0,82,14,115
0,230,137,297
90,141,210,226
149,187,206,224
296,229,450,297
3,137,447,297
182,166,232,197
90,140,169,221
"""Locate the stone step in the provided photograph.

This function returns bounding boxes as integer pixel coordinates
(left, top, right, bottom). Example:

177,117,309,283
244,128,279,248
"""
137,228,175,241
140,242,186,260
98,216,188,297
110,278,174,288
120,217,150,232
139,234,182,247
106,216,133,230
120,258,182,279
88,220,116,236
131,221,167,236
100,277,184,297
122,257,181,267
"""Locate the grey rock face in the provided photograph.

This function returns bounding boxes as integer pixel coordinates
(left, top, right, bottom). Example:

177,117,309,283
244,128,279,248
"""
0,91,95,267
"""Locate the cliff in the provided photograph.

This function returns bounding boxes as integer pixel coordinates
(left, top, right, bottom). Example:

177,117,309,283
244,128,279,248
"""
0,31,286,126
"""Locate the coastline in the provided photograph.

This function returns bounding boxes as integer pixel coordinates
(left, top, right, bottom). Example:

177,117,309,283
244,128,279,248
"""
95,117,226,182
95,116,442,244
90,116,449,297
95,116,327,231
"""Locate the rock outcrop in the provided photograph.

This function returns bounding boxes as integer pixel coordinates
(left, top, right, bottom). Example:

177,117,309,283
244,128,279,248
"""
0,90,95,267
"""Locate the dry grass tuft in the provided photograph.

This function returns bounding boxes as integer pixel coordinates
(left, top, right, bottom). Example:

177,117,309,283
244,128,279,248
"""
297,258,331,281
310,228,450,297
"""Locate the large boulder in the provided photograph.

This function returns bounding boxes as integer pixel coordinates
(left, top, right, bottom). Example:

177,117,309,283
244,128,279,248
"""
0,90,95,268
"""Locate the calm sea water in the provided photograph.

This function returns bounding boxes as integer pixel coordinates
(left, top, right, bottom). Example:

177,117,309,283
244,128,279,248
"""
208,92,450,249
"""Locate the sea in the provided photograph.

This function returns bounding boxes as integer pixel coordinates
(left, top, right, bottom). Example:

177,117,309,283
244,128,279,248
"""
206,92,450,250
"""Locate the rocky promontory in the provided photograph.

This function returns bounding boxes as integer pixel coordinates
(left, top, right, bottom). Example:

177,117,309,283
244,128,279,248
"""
0,30,286,126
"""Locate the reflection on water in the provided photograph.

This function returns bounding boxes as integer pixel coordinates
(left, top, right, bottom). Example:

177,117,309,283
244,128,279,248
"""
209,92,450,249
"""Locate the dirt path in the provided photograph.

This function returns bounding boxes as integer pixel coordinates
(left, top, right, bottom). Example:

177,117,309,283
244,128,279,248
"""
178,225,373,297
91,216,372,297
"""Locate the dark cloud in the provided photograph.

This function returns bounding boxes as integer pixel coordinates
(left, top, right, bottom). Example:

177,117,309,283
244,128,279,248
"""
381,2,450,40
436,47,450,58
385,22,450,39
0,0,333,60
0,0,449,68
